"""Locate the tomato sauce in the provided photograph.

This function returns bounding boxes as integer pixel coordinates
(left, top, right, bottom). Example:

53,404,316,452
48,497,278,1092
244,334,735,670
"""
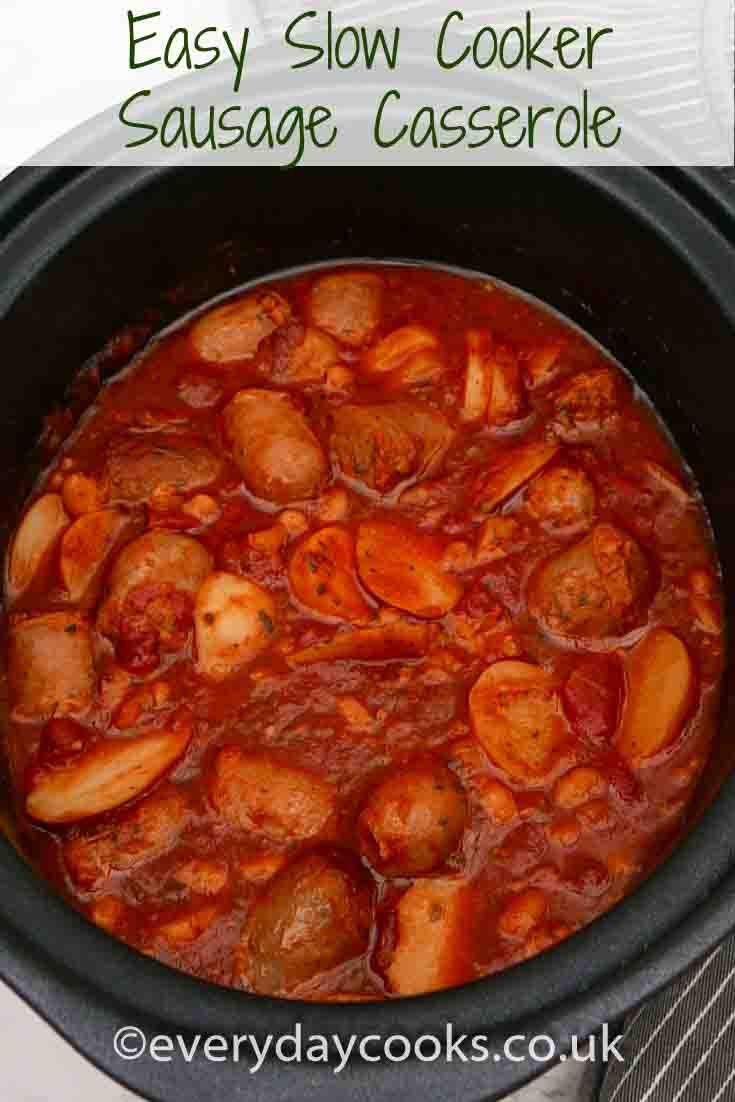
0,264,725,1000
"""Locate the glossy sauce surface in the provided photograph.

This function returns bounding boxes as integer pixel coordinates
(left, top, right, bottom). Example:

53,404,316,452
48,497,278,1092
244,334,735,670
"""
1,265,725,1000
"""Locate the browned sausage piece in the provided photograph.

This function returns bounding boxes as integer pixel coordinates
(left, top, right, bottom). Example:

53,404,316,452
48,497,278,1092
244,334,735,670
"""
209,749,337,843
358,762,467,875
308,271,383,347
103,435,223,505
97,532,213,666
526,466,597,534
223,389,328,505
528,522,650,641
331,401,454,496
64,785,190,890
190,291,292,364
240,850,373,995
8,612,95,721
551,367,622,441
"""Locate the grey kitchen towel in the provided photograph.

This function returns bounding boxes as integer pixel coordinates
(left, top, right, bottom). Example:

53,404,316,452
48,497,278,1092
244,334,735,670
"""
600,937,735,1102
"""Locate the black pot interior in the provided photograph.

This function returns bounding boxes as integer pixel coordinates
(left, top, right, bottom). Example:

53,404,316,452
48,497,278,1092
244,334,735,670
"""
1,168,735,1048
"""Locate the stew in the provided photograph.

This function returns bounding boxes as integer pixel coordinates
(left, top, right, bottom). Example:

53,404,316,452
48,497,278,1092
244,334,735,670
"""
1,264,725,1000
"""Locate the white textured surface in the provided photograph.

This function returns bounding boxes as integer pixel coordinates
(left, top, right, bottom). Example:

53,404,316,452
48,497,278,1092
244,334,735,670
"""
0,977,589,1102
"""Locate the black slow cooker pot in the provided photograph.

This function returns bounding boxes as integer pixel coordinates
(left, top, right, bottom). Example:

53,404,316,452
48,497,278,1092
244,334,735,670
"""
0,168,734,1102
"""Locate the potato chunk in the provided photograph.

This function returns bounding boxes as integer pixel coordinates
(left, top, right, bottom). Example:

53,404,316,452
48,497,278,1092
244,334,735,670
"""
64,785,189,889
195,572,277,680
103,434,223,504
528,522,650,641
97,528,212,643
9,612,95,721
356,519,463,618
27,722,192,824
288,526,373,623
616,629,695,764
331,401,454,496
469,661,567,784
474,440,560,513
382,879,474,996
209,749,336,843
363,325,443,389
364,325,438,374
526,466,596,533
241,850,373,995
6,494,69,603
358,763,467,875
190,290,291,364
223,389,327,505
308,271,383,347
289,620,434,665
60,509,139,606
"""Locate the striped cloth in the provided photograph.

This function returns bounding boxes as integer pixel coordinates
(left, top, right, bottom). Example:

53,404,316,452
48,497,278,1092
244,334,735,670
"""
600,939,735,1102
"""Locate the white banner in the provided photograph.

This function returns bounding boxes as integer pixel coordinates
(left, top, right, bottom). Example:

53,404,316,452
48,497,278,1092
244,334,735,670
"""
0,1,732,167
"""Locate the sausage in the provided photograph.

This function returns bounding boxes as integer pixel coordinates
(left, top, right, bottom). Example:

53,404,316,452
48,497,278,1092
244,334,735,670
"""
60,508,142,607
26,717,192,824
308,271,383,347
526,465,596,533
64,785,190,889
551,367,621,440
195,572,278,680
356,518,463,618
469,661,567,784
616,629,696,764
190,290,291,364
209,749,337,843
528,522,650,641
381,879,475,996
103,434,223,504
288,526,373,623
223,389,328,505
8,612,95,721
331,400,454,496
358,762,467,875
240,849,373,995
6,494,69,604
97,531,212,667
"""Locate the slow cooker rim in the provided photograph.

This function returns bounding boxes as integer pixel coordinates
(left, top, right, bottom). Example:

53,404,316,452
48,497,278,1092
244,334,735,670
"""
0,166,734,1044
